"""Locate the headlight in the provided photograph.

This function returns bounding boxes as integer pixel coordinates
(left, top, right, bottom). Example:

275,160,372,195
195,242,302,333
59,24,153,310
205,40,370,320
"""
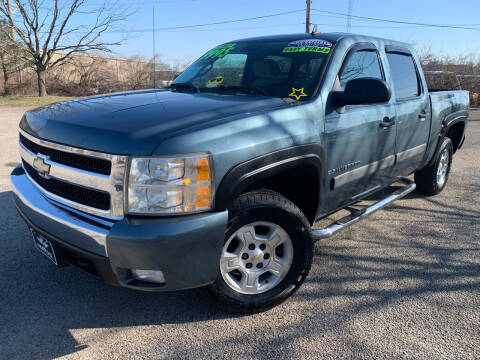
127,153,213,215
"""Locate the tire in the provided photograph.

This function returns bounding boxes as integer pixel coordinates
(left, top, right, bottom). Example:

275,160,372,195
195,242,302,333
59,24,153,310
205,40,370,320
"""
414,137,453,195
208,190,313,313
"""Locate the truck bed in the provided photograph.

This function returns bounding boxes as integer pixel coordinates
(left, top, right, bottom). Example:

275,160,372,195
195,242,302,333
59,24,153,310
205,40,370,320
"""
429,90,469,125
425,90,470,163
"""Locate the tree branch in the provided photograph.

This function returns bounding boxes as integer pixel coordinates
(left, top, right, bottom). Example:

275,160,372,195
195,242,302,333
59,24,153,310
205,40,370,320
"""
0,0,128,96
40,0,58,63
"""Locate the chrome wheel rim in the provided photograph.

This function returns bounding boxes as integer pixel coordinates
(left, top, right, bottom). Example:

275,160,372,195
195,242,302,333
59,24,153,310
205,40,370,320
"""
437,148,450,188
220,221,294,295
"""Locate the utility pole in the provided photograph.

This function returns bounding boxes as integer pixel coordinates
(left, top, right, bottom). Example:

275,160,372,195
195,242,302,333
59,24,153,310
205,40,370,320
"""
346,0,354,32
152,4,156,88
305,0,312,33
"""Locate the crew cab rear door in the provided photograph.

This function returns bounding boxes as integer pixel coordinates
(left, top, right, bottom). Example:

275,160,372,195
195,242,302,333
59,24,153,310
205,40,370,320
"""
324,43,397,210
385,47,431,175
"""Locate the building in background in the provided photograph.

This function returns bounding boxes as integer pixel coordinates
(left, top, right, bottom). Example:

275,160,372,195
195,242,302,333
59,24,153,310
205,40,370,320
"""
0,52,180,97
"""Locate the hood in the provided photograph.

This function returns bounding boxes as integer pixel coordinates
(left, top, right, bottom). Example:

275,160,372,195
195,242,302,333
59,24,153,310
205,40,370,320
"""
20,89,287,155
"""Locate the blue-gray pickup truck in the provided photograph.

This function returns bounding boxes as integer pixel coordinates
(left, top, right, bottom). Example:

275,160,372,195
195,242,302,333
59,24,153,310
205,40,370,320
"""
11,33,469,313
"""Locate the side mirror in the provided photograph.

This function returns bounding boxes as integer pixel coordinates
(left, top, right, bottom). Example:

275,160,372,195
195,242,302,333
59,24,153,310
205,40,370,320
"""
331,77,391,107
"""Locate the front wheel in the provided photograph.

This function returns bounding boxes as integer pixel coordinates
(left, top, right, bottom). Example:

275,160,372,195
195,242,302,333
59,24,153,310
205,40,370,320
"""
208,190,313,313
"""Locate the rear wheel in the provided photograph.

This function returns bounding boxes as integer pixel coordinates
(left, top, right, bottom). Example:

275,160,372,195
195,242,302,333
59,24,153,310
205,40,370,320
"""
415,137,453,195
208,190,313,313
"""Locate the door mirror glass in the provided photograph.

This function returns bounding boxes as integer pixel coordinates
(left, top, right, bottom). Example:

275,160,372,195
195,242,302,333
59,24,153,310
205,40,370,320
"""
331,77,391,107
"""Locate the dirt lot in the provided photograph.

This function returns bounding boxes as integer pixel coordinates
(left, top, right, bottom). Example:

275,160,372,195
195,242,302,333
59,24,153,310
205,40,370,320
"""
0,96,73,108
1,107,479,359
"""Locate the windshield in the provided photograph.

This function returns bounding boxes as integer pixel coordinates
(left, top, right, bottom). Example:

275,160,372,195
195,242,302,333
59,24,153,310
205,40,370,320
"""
171,38,334,101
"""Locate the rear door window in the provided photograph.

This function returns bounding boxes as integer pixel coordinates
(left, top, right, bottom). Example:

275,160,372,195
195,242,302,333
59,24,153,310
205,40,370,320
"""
386,52,421,100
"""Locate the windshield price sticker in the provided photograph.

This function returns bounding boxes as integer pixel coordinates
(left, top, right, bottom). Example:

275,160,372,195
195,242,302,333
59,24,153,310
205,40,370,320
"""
283,39,332,54
202,43,236,59
283,46,331,54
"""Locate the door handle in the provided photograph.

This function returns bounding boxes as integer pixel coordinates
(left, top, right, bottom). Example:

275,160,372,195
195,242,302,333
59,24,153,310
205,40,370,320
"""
418,110,427,120
379,117,395,128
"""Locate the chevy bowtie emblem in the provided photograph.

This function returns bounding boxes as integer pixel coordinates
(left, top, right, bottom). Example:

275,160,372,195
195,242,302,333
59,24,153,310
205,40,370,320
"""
252,252,262,261
33,156,51,176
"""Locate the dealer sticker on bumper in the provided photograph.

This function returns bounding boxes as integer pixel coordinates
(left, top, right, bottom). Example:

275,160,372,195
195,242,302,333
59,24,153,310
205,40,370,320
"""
31,229,58,265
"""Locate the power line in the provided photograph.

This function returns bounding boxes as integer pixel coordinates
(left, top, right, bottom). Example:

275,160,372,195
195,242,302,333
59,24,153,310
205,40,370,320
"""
312,23,454,29
145,9,305,32
16,9,305,35
36,0,198,10
118,9,480,33
151,23,304,33
11,5,480,38
312,9,480,31
314,16,480,28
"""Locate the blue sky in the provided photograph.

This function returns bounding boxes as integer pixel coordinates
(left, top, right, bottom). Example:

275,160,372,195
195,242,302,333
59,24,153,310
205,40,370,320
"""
89,0,480,64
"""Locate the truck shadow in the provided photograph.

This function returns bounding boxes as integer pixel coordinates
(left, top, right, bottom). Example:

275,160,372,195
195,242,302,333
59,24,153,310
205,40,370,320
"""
267,190,480,358
0,191,240,359
2,181,479,358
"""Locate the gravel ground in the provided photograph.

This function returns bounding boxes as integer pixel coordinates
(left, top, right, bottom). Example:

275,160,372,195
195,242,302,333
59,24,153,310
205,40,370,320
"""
0,107,479,360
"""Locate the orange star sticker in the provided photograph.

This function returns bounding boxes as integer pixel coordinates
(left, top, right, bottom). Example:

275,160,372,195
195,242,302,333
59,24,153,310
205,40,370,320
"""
289,88,307,101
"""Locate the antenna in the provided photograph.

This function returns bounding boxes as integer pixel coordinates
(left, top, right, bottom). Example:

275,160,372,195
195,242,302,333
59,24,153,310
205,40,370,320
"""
311,24,319,35
346,0,354,32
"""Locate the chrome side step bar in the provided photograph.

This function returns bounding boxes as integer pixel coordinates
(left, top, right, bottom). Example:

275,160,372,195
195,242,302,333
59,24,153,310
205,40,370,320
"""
312,177,416,241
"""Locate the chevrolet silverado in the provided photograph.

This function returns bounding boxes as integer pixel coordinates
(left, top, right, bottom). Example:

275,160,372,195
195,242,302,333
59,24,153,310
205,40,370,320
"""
11,33,469,313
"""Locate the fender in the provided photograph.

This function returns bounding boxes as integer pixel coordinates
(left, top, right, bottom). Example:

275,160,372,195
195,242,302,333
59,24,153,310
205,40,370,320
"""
427,112,468,167
214,144,325,214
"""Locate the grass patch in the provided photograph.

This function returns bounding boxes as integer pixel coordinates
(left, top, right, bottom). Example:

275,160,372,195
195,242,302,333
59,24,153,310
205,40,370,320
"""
0,95,74,107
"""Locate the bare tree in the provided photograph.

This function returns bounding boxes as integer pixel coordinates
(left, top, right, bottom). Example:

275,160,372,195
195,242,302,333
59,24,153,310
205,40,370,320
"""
0,0,127,96
0,18,13,94
0,17,24,95
122,56,152,90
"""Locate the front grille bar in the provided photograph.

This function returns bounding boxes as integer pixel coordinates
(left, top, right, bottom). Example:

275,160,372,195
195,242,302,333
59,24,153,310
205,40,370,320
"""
23,160,111,210
20,134,112,175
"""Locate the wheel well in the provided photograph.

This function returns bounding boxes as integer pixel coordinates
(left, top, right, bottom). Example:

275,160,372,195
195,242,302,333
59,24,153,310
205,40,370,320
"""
446,122,465,153
244,165,319,224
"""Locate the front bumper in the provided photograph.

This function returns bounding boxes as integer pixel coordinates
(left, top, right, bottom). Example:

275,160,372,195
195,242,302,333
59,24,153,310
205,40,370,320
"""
11,166,228,291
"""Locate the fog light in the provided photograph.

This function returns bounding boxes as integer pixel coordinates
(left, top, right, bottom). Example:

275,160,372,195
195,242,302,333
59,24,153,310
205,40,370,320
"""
131,269,165,284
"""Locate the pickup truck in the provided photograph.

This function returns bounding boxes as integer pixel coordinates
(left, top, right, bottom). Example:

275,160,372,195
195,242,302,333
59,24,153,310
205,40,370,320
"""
11,33,469,313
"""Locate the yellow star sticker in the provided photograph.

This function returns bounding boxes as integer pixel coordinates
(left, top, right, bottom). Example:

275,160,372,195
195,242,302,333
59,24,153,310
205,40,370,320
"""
289,88,307,101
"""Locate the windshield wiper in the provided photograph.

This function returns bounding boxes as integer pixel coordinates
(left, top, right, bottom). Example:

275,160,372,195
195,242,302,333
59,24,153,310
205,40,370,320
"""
167,82,199,93
200,85,270,96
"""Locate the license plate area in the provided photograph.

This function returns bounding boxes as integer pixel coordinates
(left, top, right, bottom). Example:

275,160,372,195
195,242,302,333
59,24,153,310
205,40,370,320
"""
31,229,58,266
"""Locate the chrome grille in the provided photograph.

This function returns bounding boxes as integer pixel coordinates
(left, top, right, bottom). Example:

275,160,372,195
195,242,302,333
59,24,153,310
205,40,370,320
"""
19,129,128,219
23,160,111,210
20,134,112,175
